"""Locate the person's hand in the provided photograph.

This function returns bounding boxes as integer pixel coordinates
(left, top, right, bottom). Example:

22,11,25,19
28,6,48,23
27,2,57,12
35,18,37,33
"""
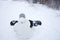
10,20,18,26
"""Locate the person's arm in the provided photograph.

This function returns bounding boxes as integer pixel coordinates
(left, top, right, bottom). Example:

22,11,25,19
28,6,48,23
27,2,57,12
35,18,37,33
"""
29,20,33,28
34,21,42,26
10,20,18,26
29,20,42,28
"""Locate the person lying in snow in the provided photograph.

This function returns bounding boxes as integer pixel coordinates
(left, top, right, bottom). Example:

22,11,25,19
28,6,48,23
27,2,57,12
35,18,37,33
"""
10,13,42,40
10,13,42,28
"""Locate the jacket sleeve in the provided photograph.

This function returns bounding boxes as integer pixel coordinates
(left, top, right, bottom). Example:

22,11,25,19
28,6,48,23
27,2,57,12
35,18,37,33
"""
29,20,33,28
10,20,18,26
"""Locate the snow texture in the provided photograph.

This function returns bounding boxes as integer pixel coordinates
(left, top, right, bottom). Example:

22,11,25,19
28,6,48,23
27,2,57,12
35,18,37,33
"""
0,1,60,40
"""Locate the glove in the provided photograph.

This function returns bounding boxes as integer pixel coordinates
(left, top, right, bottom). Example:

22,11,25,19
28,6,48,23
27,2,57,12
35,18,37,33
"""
10,20,18,26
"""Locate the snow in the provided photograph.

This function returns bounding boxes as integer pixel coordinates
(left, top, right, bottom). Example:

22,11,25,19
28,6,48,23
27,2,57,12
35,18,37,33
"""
0,1,60,40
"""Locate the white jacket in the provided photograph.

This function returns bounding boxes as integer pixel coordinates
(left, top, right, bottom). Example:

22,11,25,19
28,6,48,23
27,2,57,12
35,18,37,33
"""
13,18,35,40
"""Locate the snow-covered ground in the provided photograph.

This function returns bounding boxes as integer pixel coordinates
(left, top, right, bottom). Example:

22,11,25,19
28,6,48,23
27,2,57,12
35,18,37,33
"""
0,1,60,40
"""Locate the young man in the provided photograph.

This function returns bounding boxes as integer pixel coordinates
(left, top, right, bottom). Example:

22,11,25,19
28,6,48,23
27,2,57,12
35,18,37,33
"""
10,13,42,40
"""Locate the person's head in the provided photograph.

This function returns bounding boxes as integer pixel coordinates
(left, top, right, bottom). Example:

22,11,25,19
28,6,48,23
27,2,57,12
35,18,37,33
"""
19,13,26,18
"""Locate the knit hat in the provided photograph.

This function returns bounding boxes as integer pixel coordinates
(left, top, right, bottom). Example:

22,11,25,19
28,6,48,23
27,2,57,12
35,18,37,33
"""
19,13,25,18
